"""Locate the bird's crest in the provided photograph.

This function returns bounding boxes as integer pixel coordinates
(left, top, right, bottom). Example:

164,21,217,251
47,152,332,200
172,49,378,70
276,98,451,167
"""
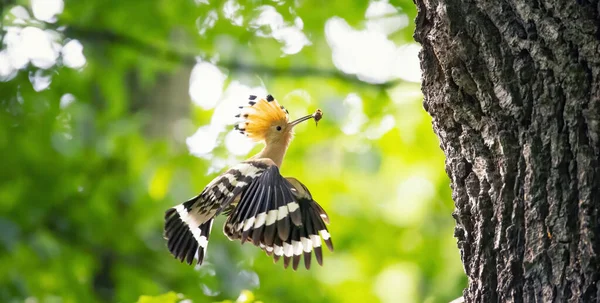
235,94,290,141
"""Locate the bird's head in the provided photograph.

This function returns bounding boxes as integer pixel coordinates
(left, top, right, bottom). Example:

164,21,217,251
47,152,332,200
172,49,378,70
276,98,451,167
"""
234,94,322,145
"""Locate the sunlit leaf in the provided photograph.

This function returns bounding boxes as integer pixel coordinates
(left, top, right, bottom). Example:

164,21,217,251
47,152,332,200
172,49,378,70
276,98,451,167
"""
137,292,180,303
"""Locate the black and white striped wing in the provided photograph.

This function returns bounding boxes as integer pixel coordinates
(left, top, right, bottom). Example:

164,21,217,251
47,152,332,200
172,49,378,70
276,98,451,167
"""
164,160,270,266
223,167,333,270
223,164,302,244
282,177,333,269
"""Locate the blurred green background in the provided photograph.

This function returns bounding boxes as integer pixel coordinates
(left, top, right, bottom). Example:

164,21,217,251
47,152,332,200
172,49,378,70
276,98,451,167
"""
0,0,465,302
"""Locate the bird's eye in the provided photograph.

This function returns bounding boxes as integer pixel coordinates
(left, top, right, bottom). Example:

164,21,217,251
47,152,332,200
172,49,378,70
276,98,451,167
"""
276,126,282,131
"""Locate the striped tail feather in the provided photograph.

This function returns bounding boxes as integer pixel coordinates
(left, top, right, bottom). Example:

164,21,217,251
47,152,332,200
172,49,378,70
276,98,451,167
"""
256,198,333,270
287,177,334,266
223,165,301,245
224,168,333,270
282,198,333,270
164,205,214,266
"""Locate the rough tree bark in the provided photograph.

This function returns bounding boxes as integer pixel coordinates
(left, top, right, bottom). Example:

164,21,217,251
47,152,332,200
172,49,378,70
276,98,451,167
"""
413,0,600,302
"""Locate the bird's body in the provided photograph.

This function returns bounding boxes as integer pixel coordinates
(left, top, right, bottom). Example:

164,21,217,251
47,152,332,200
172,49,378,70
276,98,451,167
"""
164,94,332,270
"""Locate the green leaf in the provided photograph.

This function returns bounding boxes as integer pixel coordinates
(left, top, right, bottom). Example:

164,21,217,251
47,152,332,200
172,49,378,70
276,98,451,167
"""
137,292,180,303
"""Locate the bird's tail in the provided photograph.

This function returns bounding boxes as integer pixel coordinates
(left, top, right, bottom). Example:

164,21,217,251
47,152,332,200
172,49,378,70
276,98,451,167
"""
164,203,214,266
222,169,334,270
224,197,333,270
263,199,333,270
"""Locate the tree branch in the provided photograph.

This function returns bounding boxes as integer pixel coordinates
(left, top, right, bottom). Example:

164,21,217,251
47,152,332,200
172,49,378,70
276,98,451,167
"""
64,26,401,89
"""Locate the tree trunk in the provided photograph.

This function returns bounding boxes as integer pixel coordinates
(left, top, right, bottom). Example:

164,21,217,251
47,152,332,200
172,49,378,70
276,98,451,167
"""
413,0,600,302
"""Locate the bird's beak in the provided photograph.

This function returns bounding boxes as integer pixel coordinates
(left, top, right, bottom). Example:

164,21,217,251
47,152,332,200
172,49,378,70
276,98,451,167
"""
289,114,315,127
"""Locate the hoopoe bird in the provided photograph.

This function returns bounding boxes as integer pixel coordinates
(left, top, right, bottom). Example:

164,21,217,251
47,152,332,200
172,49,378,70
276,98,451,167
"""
164,94,333,271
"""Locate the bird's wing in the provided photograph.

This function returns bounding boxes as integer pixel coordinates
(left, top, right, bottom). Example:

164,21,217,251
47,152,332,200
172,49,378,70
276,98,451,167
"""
164,160,272,265
282,177,333,269
224,166,333,270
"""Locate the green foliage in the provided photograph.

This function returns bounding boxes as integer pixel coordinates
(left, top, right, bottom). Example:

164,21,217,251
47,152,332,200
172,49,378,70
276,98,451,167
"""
137,292,181,303
0,1,465,303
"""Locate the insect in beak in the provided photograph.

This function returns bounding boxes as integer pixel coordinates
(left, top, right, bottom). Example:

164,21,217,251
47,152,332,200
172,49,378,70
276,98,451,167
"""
290,109,323,127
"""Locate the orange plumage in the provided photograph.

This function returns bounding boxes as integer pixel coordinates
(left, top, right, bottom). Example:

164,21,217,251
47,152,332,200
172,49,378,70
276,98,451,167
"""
235,95,289,142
